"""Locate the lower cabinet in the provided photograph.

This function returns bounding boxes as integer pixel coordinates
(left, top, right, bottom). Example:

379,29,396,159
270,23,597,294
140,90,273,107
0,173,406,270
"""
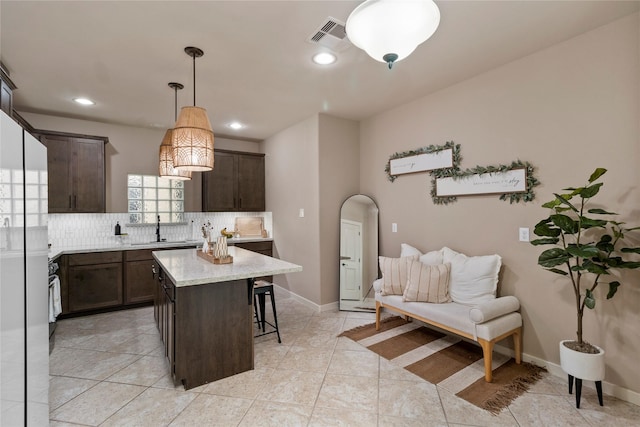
155,267,175,373
153,265,253,390
61,246,193,316
67,251,123,312
124,249,157,304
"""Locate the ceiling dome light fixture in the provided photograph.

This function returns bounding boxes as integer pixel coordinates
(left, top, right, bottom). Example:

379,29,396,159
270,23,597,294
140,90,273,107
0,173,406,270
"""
159,82,192,181
73,97,95,105
312,52,337,65
172,46,215,172
346,0,440,69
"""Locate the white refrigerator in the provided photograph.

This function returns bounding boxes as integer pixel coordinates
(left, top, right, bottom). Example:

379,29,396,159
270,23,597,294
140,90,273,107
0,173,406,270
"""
0,110,49,425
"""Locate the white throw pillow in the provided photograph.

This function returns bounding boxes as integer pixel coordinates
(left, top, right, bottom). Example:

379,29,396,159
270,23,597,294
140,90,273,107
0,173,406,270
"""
379,255,418,296
442,247,501,305
400,243,422,257
400,243,444,266
403,261,451,303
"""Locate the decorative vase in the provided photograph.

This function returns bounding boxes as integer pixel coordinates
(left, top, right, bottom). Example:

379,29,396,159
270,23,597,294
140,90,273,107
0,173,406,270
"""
559,340,605,381
202,239,209,254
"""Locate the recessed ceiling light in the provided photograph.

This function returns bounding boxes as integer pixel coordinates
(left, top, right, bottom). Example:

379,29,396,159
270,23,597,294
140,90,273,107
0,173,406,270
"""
73,97,95,106
228,122,244,130
312,52,337,65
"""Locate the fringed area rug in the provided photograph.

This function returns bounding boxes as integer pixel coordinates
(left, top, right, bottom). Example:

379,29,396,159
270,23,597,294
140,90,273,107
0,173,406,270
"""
339,316,546,414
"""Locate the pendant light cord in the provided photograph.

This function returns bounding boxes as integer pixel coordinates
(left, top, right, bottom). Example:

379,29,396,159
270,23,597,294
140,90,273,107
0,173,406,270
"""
174,85,178,121
192,53,196,106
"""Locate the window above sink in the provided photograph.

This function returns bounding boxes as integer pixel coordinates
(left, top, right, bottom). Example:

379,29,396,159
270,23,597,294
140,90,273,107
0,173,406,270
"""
127,174,184,224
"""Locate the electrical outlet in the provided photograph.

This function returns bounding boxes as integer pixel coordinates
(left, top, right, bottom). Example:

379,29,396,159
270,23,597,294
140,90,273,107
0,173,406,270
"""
392,223,398,233
519,227,529,242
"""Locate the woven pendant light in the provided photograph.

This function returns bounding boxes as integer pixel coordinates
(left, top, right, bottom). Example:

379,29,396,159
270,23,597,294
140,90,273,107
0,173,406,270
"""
159,82,192,180
172,47,214,172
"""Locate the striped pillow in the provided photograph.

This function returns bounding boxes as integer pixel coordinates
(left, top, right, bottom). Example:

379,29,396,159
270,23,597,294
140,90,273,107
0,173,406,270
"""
402,261,452,303
379,255,418,295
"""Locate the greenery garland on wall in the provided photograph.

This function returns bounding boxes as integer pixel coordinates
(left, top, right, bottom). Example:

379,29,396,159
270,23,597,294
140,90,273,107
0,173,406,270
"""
430,160,540,205
385,141,539,205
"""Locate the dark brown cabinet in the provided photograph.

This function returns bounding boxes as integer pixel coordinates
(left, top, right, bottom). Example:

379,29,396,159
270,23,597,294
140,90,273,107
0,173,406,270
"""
202,150,265,212
67,251,123,312
125,249,157,304
153,264,253,390
61,246,195,316
155,267,175,373
0,64,16,117
39,131,107,213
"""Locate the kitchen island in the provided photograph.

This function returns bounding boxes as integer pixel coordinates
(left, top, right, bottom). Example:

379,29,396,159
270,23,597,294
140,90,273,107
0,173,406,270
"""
152,246,301,390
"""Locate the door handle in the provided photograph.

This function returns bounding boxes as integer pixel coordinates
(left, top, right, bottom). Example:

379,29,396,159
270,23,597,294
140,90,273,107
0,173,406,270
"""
341,263,346,266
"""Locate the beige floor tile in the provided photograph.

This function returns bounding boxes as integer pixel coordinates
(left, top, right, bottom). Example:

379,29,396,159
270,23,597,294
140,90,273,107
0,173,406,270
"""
305,316,346,333
378,357,423,382
334,336,371,352
106,354,169,386
202,367,273,399
276,345,333,372
150,373,208,393
49,381,145,426
378,378,446,421
101,387,197,427
169,393,252,426
254,342,290,369
290,329,339,349
527,371,568,395
67,351,141,381
309,405,378,426
108,332,163,355
315,374,378,412
327,349,379,378
341,317,377,332
563,386,640,427
508,393,591,426
259,369,325,406
378,415,448,427
239,400,313,426
48,376,99,412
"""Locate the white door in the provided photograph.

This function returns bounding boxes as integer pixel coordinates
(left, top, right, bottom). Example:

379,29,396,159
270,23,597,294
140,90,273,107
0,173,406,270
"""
340,219,362,300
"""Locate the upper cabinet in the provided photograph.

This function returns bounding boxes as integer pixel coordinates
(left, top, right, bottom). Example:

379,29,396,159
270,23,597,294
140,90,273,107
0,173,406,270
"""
0,63,16,118
38,131,108,213
202,150,265,212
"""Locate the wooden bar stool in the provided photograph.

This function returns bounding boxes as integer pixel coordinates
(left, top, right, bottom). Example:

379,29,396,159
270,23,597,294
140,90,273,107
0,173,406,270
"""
253,280,281,343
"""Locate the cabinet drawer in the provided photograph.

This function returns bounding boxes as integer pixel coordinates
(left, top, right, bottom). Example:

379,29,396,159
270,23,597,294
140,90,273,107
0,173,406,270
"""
125,249,154,262
68,251,123,266
235,241,272,254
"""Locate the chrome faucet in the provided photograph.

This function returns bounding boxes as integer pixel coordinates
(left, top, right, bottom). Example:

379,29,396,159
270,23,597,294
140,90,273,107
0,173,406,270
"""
156,215,161,242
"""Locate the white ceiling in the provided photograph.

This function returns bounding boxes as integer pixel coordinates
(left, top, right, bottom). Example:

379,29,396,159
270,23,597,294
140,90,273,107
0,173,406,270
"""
1,1,638,140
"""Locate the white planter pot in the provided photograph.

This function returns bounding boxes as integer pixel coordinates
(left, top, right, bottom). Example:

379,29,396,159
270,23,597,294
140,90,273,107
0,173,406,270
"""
559,340,605,381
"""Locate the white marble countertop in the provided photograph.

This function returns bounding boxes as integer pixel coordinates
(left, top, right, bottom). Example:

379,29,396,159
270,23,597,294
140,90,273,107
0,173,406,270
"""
152,246,302,287
48,237,273,261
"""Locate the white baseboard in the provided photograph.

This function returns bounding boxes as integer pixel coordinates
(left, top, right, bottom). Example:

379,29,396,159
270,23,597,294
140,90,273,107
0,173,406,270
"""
494,343,640,406
271,283,323,313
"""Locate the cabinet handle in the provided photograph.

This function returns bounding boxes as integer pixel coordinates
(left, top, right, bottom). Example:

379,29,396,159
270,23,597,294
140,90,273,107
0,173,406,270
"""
239,198,242,208
151,264,157,277
69,195,72,208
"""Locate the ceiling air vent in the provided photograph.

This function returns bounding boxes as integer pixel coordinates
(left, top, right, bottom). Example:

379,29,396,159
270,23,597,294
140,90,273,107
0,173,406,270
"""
306,17,351,52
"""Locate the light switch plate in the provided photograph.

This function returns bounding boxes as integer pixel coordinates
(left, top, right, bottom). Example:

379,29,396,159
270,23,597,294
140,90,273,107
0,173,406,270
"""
519,227,529,242
392,223,398,233
299,208,304,218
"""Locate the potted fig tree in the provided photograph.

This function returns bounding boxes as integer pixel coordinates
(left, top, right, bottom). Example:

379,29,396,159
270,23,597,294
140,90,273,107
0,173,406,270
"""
531,168,640,408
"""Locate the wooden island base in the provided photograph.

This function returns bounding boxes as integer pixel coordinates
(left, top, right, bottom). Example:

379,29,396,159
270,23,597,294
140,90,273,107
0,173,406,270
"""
152,247,302,391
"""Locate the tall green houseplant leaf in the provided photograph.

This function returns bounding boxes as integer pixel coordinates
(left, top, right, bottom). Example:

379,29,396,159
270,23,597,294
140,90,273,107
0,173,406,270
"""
530,168,640,351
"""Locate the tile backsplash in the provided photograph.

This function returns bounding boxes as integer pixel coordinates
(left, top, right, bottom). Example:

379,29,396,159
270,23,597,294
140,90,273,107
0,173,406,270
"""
48,212,273,248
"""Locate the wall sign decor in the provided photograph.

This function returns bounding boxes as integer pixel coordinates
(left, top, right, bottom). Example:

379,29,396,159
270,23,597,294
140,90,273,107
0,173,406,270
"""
436,168,526,196
385,141,461,182
430,161,539,205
